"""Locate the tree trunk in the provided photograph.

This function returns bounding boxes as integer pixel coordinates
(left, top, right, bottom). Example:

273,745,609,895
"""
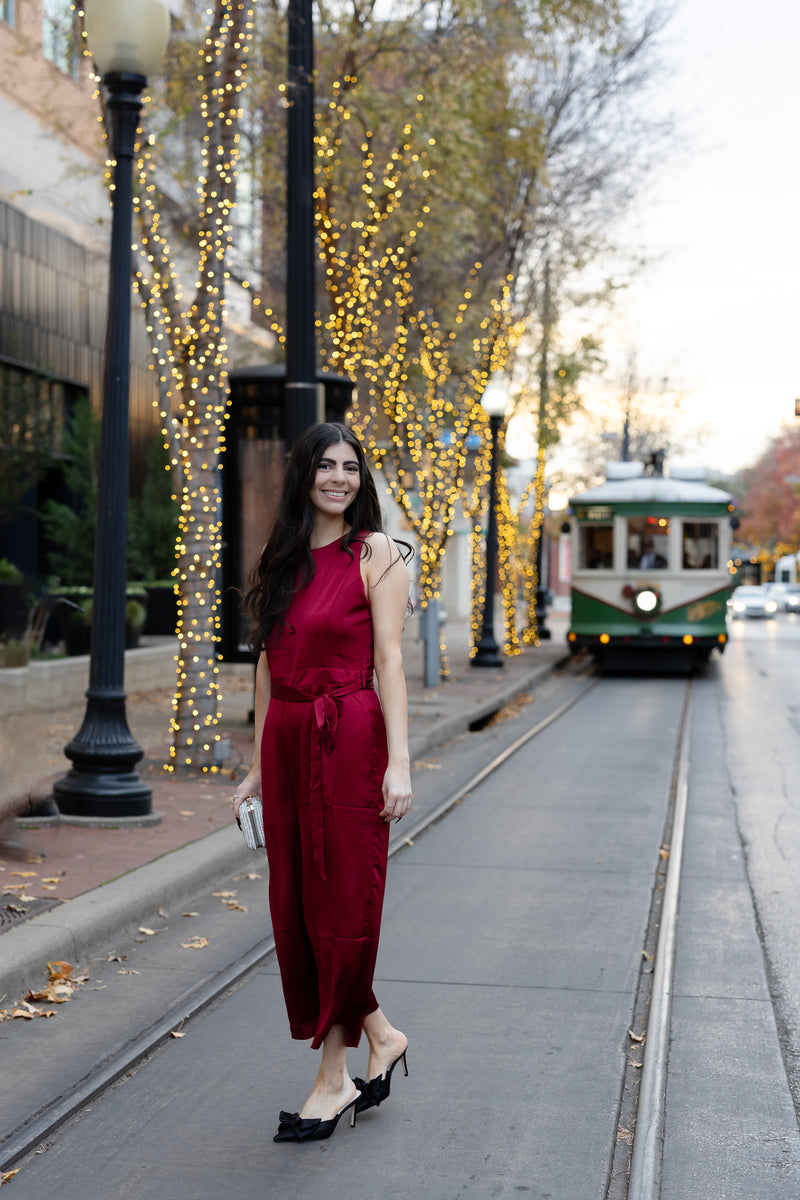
168,439,223,771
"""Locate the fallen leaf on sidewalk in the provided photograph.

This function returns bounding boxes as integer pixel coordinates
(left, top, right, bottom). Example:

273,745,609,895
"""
628,1029,646,1044
1,1168,20,1185
138,926,158,937
212,890,237,899
225,900,248,912
181,911,199,918
157,906,168,918
2,883,27,892
117,969,140,976
9,871,37,878
26,982,74,1004
180,810,195,816
181,936,210,950
41,877,62,885
107,954,126,962
41,884,59,891
171,1030,187,1039
0,999,58,1021
48,962,74,981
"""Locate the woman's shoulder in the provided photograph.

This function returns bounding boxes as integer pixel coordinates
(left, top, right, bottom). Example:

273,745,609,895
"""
357,531,408,576
357,530,395,557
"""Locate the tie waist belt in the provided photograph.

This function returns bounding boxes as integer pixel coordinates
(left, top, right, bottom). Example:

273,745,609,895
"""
270,669,375,879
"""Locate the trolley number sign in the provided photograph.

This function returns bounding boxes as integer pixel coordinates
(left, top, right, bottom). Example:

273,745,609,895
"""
576,507,614,521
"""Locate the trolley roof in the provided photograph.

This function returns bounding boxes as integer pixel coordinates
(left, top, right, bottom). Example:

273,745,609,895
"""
570,473,735,511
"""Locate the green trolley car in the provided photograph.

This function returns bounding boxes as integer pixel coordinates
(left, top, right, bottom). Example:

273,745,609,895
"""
566,463,736,667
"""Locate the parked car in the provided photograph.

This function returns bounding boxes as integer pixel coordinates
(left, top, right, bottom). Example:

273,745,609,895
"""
765,582,800,612
728,586,779,619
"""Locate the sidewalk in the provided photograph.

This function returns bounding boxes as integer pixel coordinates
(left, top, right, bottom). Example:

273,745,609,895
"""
0,612,569,1000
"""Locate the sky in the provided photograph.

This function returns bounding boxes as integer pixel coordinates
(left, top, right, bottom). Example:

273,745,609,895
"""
602,0,800,476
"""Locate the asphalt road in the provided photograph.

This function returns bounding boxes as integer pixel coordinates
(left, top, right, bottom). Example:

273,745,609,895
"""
5,619,800,1198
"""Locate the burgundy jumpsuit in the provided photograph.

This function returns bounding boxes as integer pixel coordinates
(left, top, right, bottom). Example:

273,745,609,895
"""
261,534,391,1049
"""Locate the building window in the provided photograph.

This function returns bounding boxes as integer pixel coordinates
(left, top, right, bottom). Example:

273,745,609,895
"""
1,2,16,28
682,522,718,570
627,516,670,569
579,524,613,569
42,0,80,77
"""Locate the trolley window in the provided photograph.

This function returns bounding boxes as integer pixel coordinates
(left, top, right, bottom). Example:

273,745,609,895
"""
579,523,613,569
627,517,670,569
682,522,718,569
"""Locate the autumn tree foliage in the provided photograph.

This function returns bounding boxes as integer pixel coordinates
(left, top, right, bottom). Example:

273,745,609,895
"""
736,427,800,558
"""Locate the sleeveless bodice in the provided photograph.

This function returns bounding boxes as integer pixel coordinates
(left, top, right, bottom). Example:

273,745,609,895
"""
266,534,374,684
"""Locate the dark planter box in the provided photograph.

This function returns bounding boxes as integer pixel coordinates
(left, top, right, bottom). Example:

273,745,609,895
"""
62,619,143,655
0,581,27,637
143,584,178,636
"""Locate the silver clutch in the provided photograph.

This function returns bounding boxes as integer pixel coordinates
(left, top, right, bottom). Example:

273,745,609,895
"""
236,795,265,850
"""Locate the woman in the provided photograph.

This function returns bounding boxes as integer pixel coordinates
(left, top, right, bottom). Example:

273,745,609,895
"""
233,422,412,1143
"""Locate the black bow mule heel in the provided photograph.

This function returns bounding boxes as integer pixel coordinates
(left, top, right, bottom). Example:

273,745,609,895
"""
273,1092,360,1143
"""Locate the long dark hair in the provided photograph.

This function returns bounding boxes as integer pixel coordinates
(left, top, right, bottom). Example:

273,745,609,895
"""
244,422,411,648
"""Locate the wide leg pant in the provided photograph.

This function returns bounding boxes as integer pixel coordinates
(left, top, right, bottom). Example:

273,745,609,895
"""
261,687,390,1049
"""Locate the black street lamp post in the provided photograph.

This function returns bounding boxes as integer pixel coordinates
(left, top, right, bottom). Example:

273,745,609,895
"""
285,0,319,445
472,372,510,669
54,1,170,821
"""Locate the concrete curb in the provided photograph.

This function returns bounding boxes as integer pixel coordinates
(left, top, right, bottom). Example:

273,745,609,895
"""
0,653,567,1002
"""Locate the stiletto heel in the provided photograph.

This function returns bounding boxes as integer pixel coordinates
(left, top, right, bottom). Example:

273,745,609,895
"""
273,1092,360,1142
354,1046,409,1113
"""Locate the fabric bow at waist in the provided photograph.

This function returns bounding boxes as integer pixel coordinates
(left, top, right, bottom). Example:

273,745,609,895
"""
270,668,374,879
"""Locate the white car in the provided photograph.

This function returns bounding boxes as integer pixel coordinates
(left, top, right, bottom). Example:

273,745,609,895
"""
728,586,778,619
765,582,800,612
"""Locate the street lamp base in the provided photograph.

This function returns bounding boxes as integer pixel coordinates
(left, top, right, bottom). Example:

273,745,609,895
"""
53,767,154,819
471,636,504,669
53,690,153,818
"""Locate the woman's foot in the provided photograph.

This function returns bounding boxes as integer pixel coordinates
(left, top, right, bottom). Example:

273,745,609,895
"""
362,1007,408,1084
299,1076,359,1122
364,1030,408,1086
355,1010,409,1112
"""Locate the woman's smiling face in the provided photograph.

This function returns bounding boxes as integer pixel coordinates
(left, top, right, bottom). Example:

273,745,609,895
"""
310,440,361,517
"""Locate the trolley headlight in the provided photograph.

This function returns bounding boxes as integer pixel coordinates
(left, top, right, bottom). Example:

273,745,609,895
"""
633,587,659,615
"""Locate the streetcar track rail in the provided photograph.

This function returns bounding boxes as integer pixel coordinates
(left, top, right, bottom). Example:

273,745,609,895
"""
608,680,693,1200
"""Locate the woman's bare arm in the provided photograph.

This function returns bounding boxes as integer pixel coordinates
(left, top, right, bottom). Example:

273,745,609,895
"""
363,534,412,822
233,649,270,818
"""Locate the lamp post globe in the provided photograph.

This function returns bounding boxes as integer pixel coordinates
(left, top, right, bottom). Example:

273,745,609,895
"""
53,0,170,821
472,371,510,669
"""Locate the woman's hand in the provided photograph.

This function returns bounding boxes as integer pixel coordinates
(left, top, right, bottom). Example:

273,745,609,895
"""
232,768,262,820
379,763,412,823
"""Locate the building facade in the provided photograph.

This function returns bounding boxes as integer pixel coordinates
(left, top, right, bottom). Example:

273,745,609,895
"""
0,0,158,577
